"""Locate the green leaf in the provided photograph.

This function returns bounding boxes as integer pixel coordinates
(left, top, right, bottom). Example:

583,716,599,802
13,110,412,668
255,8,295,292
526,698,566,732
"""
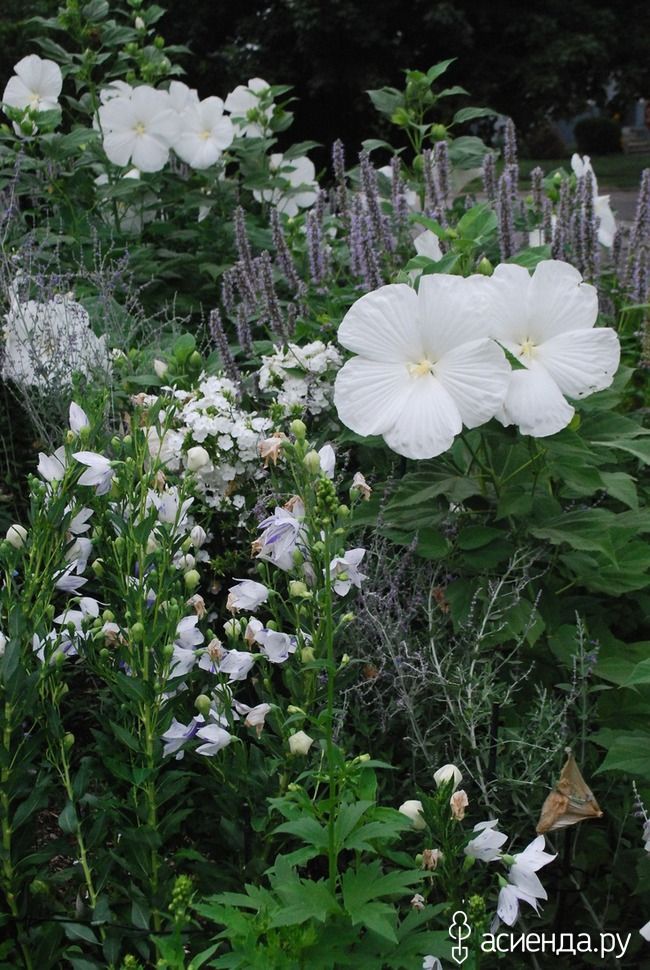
456,203,497,241
600,472,638,510
452,106,496,124
596,734,650,778
457,526,504,550
62,922,99,945
426,59,456,83
59,801,79,835
272,817,328,849
366,87,404,118
173,332,196,364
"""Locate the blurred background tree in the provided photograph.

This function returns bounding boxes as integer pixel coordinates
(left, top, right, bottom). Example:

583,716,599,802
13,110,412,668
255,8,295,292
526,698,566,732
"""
2,0,650,156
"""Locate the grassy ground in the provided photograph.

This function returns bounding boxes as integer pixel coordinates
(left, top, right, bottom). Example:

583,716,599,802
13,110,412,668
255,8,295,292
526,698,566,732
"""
518,153,650,189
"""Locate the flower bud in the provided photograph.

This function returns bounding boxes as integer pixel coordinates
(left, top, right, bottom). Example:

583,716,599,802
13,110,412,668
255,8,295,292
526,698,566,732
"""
289,419,306,439
134,15,145,28
303,450,321,473
190,525,207,548
223,618,239,638
288,580,309,598
288,730,314,755
130,622,145,642
184,569,200,592
153,358,168,378
92,558,105,578
5,524,27,549
450,790,469,821
63,732,75,750
477,257,494,276
195,694,212,716
434,763,462,791
300,646,315,663
398,799,426,831
186,446,210,472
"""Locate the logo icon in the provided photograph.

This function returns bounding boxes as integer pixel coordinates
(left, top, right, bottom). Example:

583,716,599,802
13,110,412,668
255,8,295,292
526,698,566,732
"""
449,910,471,966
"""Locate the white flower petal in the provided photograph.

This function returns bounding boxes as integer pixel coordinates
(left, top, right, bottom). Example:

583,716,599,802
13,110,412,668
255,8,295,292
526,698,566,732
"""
131,134,169,172
418,274,491,356
435,337,510,428
499,362,574,437
382,375,462,459
535,328,620,399
337,284,423,362
595,196,616,248
526,260,598,341
334,357,414,437
482,263,535,344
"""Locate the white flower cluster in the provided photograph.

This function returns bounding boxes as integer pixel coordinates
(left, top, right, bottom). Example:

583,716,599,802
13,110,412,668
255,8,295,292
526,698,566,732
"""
144,374,273,512
2,292,110,391
258,340,343,416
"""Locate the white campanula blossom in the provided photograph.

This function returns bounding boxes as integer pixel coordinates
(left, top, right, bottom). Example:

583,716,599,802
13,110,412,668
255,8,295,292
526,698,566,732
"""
67,506,93,536
422,958,442,970
234,700,272,736
495,835,556,927
571,154,617,248
224,77,273,137
73,452,114,496
464,819,508,863
3,296,110,390
226,579,269,614
329,548,367,596
254,628,297,664
69,402,89,434
38,447,67,483
174,96,234,170
318,444,336,479
258,341,342,416
256,500,306,571
161,716,204,759
147,486,193,531
33,629,78,664
253,154,318,216
54,563,88,594
641,919,650,942
481,260,620,437
195,722,233,756
334,276,511,460
0,632,6,657
2,54,62,116
288,730,314,755
398,799,426,831
65,537,92,573
6,524,27,549
97,85,179,172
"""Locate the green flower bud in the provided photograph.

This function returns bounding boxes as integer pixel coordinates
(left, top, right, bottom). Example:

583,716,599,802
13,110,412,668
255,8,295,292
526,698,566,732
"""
288,580,309,598
195,694,212,716
266,619,278,631
130,622,145,642
430,124,448,142
92,558,105,578
303,450,321,473
289,419,307,439
477,257,493,276
188,350,202,369
184,569,200,592
301,646,315,663
63,732,75,750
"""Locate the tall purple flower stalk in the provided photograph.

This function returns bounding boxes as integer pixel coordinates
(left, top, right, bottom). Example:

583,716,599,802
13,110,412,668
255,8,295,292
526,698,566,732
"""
209,308,241,383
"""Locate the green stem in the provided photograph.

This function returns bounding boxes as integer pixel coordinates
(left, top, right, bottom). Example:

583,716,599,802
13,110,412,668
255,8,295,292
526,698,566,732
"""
1,703,33,970
322,533,338,894
59,743,99,915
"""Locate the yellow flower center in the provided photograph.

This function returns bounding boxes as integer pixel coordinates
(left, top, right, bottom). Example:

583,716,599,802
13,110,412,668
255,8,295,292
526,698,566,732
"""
519,338,536,359
200,129,212,140
134,121,146,136
408,358,435,378
29,92,41,106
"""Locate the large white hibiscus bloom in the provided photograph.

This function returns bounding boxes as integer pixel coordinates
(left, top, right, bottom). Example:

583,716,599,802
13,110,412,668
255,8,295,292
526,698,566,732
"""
224,77,272,137
253,154,318,216
2,54,62,113
174,96,234,170
97,85,179,172
482,260,620,437
334,276,511,460
571,154,616,248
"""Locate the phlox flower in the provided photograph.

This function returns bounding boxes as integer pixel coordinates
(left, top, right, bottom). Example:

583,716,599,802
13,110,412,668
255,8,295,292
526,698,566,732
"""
329,548,367,596
481,260,620,437
571,154,617,248
3,296,110,390
73,451,114,495
334,276,511,460
97,85,179,172
253,154,318,216
174,96,234,170
2,54,62,114
224,77,272,137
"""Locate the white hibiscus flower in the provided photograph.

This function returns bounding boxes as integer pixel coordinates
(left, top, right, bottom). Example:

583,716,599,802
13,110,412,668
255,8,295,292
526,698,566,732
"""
482,260,620,437
174,96,234,170
571,154,616,248
224,77,272,137
334,276,511,459
97,85,179,172
253,154,318,216
2,54,62,113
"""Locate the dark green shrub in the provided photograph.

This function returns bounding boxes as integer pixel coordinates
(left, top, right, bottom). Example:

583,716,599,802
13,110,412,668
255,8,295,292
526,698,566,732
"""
523,122,567,159
574,116,622,155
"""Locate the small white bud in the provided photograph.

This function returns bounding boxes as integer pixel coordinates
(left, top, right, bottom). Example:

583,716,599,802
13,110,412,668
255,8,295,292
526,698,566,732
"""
433,763,462,791
288,730,314,756
186,445,210,471
6,524,27,549
399,799,426,831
